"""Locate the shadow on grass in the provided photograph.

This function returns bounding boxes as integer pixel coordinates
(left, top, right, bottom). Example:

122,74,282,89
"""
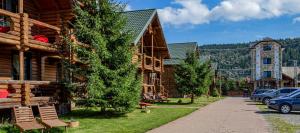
257,111,300,115
2,109,128,133
1,126,65,133
154,102,192,106
62,108,129,120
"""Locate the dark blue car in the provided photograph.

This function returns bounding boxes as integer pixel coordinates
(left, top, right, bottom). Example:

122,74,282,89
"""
268,89,300,114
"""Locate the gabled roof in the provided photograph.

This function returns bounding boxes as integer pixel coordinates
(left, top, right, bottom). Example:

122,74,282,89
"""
250,37,282,48
164,42,198,65
123,9,157,45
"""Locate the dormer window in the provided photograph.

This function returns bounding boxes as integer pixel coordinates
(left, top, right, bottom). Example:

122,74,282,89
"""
263,45,272,51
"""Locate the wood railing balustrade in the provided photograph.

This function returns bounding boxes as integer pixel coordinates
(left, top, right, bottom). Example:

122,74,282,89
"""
0,80,59,107
0,9,62,52
154,58,161,72
144,55,153,70
0,9,21,45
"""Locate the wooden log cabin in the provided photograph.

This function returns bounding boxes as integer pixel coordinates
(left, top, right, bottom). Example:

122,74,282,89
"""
0,0,77,110
124,9,170,97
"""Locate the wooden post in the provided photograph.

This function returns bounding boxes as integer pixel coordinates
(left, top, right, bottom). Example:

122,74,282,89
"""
151,32,154,71
19,50,24,81
21,83,31,106
20,13,29,47
18,0,24,13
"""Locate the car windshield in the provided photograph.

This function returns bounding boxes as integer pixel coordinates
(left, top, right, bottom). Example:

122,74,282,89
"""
264,90,275,93
254,90,268,94
289,91,300,98
286,89,300,97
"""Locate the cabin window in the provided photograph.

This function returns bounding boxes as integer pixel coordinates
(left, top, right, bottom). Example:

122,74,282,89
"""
263,58,272,64
0,0,18,13
12,52,32,80
263,45,272,51
0,0,18,12
263,71,272,78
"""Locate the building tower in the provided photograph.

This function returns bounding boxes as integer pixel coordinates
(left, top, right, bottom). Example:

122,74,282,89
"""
250,38,283,89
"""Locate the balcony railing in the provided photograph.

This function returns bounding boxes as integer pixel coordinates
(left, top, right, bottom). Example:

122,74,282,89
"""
144,55,153,70
0,80,60,108
0,9,62,52
0,9,21,45
154,58,162,72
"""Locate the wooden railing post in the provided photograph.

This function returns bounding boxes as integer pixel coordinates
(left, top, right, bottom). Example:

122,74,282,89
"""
20,13,29,48
21,83,31,106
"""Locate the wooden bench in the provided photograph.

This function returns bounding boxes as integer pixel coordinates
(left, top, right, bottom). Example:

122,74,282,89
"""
139,102,152,109
13,106,45,133
38,105,68,131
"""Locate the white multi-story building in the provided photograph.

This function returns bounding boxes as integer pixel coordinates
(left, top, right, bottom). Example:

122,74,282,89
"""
250,38,282,89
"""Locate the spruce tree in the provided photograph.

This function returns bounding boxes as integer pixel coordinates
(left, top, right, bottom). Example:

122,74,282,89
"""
66,0,141,114
175,52,213,103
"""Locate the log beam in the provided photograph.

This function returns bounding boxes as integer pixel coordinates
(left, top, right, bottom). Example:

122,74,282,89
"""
18,0,24,13
19,50,24,81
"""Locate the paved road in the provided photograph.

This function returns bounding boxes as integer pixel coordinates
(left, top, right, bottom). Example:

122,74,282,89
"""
148,97,270,133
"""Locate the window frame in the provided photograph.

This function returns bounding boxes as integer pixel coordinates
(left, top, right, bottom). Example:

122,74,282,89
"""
263,45,272,51
263,71,272,78
11,51,32,80
263,58,272,64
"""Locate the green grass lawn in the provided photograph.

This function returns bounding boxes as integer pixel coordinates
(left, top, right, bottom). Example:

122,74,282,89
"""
0,97,222,133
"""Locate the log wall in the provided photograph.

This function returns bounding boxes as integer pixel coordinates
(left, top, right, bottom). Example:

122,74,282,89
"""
43,58,58,82
0,50,12,81
162,65,181,98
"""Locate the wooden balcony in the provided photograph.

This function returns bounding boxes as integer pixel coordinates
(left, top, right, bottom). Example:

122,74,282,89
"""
144,55,153,70
154,58,162,72
0,9,61,52
134,53,163,72
0,80,61,109
132,53,143,68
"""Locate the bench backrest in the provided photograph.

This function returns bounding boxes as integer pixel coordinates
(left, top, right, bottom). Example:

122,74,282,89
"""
13,106,35,123
38,105,58,121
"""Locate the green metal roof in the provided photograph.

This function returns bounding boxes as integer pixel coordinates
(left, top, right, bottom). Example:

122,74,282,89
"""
123,9,157,45
164,42,198,65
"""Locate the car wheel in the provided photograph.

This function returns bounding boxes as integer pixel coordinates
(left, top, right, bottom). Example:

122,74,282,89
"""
280,104,291,114
263,98,271,105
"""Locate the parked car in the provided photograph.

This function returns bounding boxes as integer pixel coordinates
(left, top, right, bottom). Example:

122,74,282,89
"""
252,89,276,102
256,88,298,104
250,89,272,100
268,90,300,114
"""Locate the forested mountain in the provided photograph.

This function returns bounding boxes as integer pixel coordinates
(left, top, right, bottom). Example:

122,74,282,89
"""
200,38,300,70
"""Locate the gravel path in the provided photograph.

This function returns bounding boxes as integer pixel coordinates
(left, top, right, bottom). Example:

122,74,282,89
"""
148,97,270,133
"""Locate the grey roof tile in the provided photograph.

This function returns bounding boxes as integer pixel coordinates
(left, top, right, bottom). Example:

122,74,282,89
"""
164,42,198,65
123,9,156,45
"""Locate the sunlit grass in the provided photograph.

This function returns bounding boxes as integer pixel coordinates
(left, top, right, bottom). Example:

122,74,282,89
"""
0,97,223,133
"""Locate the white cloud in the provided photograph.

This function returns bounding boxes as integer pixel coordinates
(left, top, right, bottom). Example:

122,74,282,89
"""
158,0,210,25
158,0,300,26
293,17,300,23
125,5,132,11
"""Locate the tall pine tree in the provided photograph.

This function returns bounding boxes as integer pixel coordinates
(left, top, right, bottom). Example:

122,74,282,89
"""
66,0,141,114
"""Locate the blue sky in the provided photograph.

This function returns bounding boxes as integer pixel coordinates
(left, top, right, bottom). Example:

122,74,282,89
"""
124,0,300,45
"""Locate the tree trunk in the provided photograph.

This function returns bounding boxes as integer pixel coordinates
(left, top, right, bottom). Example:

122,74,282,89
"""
191,94,194,103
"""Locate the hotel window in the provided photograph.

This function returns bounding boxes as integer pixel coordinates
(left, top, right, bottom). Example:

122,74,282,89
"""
263,45,272,51
263,58,272,64
263,71,272,78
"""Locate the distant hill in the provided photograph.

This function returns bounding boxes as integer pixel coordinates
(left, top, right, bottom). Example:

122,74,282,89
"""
200,37,300,71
